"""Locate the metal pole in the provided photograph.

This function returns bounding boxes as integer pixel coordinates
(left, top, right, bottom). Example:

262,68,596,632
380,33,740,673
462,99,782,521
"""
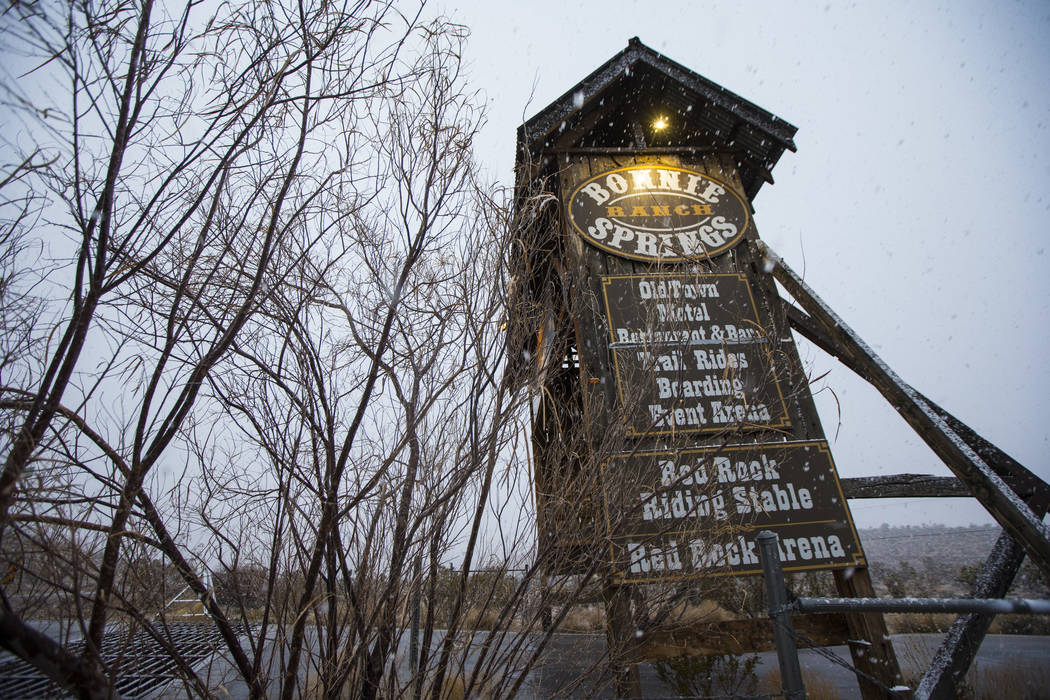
794,596,1050,615
758,531,806,700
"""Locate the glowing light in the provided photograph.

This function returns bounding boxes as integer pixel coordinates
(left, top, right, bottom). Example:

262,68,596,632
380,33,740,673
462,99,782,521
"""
653,116,669,131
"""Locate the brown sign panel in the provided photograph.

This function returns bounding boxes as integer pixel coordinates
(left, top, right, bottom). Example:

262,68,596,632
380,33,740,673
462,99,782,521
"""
601,273,791,436
567,165,751,262
600,441,864,583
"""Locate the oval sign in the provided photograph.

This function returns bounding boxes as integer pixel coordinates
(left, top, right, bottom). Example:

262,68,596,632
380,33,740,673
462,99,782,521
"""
567,165,750,262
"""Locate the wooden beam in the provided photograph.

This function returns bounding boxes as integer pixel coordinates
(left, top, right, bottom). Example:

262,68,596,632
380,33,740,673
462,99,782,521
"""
841,474,968,499
623,613,851,662
757,241,1050,581
834,567,905,700
603,583,642,699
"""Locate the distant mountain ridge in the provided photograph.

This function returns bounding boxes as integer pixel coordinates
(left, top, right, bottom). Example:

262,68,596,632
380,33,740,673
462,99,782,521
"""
858,524,1001,568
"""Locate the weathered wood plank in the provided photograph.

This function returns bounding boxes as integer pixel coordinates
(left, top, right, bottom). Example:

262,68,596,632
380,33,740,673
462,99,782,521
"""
841,474,968,499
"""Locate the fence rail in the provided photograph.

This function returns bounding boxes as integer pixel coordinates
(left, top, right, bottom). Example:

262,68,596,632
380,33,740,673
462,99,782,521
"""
792,596,1050,616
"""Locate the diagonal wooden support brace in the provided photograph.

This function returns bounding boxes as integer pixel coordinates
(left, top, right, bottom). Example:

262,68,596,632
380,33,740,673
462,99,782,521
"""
781,299,1050,509
754,241,1050,581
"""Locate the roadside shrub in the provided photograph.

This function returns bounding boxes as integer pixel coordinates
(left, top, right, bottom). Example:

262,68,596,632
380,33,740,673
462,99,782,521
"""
654,653,759,698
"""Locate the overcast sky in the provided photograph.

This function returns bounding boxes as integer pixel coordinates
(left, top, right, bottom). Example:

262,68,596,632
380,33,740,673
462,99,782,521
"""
440,0,1050,528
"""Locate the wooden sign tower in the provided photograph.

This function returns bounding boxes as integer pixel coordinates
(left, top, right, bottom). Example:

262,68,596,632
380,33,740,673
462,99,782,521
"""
511,38,899,697
511,38,1050,699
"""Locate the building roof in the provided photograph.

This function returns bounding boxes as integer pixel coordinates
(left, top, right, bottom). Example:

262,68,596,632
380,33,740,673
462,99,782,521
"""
516,38,798,201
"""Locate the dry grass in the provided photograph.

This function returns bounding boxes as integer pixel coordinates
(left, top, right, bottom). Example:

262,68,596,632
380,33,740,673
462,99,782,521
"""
426,673,497,700
439,674,467,700
459,605,502,631
988,614,1050,635
557,604,605,632
894,636,1050,700
661,599,736,627
885,612,957,634
968,662,1050,700
160,598,211,622
888,612,1050,636
301,670,491,700
301,671,356,700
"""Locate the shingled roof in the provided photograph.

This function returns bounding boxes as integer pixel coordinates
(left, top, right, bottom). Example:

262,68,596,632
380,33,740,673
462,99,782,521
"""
516,37,798,201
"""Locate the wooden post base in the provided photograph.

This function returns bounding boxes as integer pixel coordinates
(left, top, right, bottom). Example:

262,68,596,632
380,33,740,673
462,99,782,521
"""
604,583,642,698
834,566,906,699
